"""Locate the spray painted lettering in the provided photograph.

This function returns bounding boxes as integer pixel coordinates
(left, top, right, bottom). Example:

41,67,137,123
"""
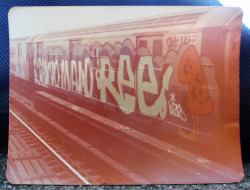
166,33,198,51
35,54,176,119
168,93,187,121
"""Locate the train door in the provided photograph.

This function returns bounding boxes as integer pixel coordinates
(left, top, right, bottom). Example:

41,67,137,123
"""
28,43,34,82
36,42,43,83
135,35,164,119
91,42,100,68
69,40,81,92
17,43,22,75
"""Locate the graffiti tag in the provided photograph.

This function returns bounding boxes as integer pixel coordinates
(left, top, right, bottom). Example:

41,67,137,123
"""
168,93,187,121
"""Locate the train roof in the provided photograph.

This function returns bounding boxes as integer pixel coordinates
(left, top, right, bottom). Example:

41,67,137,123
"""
10,35,40,44
10,7,242,44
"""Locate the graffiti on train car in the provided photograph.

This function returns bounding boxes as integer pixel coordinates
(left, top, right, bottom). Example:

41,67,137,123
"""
166,33,199,51
166,37,179,49
33,40,213,124
168,93,187,121
35,55,177,119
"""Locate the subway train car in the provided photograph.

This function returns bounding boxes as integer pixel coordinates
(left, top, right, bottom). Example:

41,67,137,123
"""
9,7,242,163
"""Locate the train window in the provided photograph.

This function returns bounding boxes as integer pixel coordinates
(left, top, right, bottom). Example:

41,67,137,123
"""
54,46,60,63
58,46,64,63
48,46,54,62
139,40,148,49
26,45,29,57
153,40,162,57
94,47,99,57
18,44,22,57
47,45,64,63
37,43,43,58
70,40,81,61
10,47,15,58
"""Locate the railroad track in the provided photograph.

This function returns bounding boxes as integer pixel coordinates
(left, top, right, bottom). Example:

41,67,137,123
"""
9,90,147,184
8,112,83,184
9,89,243,184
